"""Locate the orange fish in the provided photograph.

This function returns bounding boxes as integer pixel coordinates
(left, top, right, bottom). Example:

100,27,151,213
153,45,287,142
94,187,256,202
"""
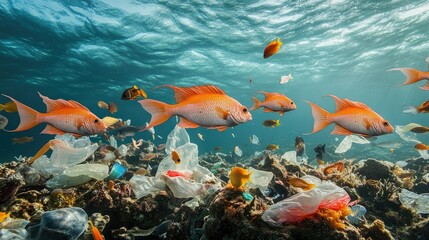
403,100,429,114
323,162,345,175
171,150,181,164
263,38,283,59
251,91,296,116
288,178,316,191
2,93,107,137
139,85,252,132
388,68,429,90
306,95,393,137
415,143,429,151
89,220,103,240
229,167,252,189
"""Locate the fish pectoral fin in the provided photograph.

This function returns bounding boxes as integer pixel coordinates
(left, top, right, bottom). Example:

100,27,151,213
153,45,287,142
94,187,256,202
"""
41,125,67,135
178,117,200,128
263,108,274,113
364,118,371,130
215,107,230,120
331,124,353,135
279,111,284,116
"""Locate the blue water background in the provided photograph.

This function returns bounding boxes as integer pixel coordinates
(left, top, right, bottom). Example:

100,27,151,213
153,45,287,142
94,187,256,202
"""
0,0,428,162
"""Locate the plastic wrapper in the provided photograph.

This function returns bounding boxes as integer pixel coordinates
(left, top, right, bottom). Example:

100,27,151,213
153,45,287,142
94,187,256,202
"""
247,167,274,190
164,176,205,198
262,181,350,226
399,189,429,214
347,204,366,225
46,164,109,188
395,125,420,143
165,125,190,155
335,135,370,154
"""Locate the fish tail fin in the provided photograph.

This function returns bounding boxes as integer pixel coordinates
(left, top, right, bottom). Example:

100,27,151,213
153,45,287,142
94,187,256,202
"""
250,97,261,110
289,73,293,79
0,103,4,111
1,94,41,132
305,101,331,134
139,99,172,130
403,105,418,114
388,68,426,85
276,119,280,126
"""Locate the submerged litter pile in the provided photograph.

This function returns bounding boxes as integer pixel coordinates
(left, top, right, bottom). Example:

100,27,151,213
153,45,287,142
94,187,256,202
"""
0,126,429,240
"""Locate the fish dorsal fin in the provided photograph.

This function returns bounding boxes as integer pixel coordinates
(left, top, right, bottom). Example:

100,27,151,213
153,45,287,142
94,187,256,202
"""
38,92,89,112
160,85,225,103
327,95,370,112
259,91,283,99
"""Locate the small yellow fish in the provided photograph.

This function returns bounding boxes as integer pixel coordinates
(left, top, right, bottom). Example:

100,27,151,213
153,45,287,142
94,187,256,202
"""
229,167,252,189
262,119,280,128
266,144,279,151
0,212,10,223
121,85,147,100
172,150,181,164
317,159,325,165
12,136,34,144
0,101,17,113
288,178,316,191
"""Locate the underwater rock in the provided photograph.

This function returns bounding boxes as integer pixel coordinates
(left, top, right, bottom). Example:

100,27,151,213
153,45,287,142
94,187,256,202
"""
81,213,110,240
361,219,394,240
356,159,396,181
27,207,88,240
0,173,25,204
15,165,45,186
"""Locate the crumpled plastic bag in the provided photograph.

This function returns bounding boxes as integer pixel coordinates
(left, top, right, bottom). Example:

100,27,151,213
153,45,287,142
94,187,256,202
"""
130,125,221,199
262,181,350,226
335,135,370,154
399,189,429,214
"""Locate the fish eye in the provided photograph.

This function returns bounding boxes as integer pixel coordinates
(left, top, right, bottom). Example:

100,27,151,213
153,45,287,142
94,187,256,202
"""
243,107,248,113
383,121,388,126
94,119,99,123
291,102,294,105
132,89,137,92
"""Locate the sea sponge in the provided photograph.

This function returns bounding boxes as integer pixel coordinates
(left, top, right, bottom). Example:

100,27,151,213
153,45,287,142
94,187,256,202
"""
316,206,352,230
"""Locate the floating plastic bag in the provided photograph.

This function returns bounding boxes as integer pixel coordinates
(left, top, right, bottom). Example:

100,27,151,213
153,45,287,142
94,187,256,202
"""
335,135,370,154
347,204,366,225
281,151,297,163
46,164,109,188
262,181,350,226
164,176,205,198
399,189,429,214
247,167,274,190
395,125,420,143
165,125,190,155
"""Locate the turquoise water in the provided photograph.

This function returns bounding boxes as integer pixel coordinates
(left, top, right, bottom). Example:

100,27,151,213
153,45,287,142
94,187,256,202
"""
0,0,428,162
